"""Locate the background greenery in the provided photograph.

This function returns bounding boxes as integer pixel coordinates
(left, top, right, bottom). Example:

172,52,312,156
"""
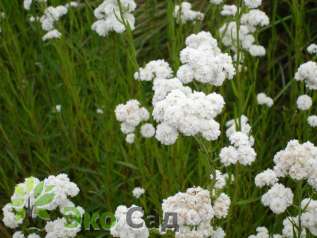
0,0,317,237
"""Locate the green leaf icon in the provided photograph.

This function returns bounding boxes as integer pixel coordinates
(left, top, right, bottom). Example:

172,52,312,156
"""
34,181,44,198
14,184,25,197
25,177,37,193
35,193,55,207
36,209,50,220
11,198,25,208
15,208,26,222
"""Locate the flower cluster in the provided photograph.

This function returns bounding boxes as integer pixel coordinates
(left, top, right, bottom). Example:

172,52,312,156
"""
219,2,269,57
273,140,317,186
153,89,224,145
115,99,151,144
307,43,317,56
220,5,237,16
24,1,79,41
132,187,145,199
220,115,256,166
110,205,149,238
244,0,262,9
40,5,69,41
177,31,235,86
162,187,228,238
296,94,312,111
92,0,136,37
300,198,317,236
134,59,173,82
210,170,232,190
257,92,274,107
255,140,317,215
248,227,282,238
295,61,317,90
174,2,204,24
255,169,278,188
261,183,293,214
308,115,317,127
118,31,231,145
2,174,84,238
209,0,223,5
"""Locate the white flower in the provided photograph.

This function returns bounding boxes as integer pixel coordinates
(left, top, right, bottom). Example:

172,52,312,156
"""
28,234,41,238
211,227,226,238
295,61,317,90
115,99,149,137
29,16,40,22
210,170,229,189
244,0,262,9
220,5,237,16
308,115,317,127
225,115,253,140
257,92,273,107
282,216,306,238
42,29,62,41
111,205,149,238
92,0,136,37
45,217,80,238
132,187,145,199
174,2,204,23
64,1,80,8
249,45,266,57
13,231,25,238
296,94,312,111
307,43,317,55
248,227,269,238
213,193,231,219
162,187,227,238
23,0,33,10
162,187,214,228
96,108,104,114
220,22,254,52
300,198,317,235
220,117,256,167
155,123,179,145
153,89,224,145
134,60,173,82
178,31,235,86
140,123,155,138
55,104,61,112
126,133,135,144
210,0,223,5
255,169,278,188
261,183,293,214
220,10,269,57
40,6,68,32
23,0,47,10
152,77,191,105
273,140,317,181
2,204,22,229
43,174,80,210
219,146,239,166
241,10,269,31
